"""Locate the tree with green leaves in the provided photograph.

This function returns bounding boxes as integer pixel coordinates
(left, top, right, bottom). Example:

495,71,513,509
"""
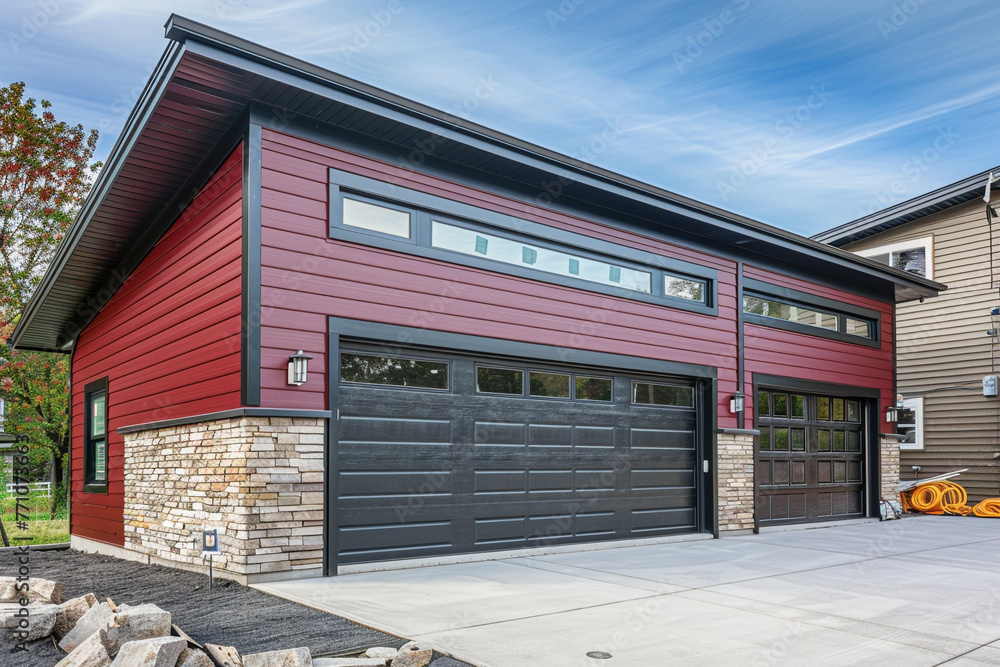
0,81,100,514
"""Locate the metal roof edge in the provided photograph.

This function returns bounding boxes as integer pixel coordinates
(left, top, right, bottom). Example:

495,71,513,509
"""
9,41,187,351
161,15,941,301
814,164,1000,246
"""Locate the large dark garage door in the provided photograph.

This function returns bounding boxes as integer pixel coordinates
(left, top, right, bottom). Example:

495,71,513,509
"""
332,346,703,564
756,389,865,524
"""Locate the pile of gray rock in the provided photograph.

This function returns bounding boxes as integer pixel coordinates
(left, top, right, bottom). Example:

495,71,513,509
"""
0,576,434,667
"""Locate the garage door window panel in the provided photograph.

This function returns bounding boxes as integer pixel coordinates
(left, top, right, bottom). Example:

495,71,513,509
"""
529,371,571,399
340,353,449,390
576,376,613,402
632,382,694,407
477,367,524,395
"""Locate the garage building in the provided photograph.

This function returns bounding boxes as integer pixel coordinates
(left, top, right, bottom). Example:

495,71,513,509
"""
9,16,942,582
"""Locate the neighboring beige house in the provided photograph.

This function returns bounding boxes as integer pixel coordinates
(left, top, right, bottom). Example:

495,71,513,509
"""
816,167,1000,502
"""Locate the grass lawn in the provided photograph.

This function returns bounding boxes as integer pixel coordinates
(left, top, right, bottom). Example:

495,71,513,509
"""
1,492,70,545
0,516,69,545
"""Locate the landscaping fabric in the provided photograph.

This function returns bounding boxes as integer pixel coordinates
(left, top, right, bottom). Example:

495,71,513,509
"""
1,549,471,667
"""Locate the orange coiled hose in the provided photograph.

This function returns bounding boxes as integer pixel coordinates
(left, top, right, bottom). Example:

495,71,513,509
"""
973,499,1000,517
901,481,1000,517
901,481,973,515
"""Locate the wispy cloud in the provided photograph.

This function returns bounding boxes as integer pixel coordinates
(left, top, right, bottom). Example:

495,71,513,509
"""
3,0,1000,234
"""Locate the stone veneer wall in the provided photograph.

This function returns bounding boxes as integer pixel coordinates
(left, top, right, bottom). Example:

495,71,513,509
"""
717,432,756,531
123,416,325,582
880,435,901,501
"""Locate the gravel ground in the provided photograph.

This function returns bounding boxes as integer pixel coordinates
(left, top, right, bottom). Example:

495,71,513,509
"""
1,548,471,667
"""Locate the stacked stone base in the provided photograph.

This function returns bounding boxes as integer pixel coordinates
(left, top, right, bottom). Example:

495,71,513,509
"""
121,416,325,584
717,432,756,532
880,434,901,501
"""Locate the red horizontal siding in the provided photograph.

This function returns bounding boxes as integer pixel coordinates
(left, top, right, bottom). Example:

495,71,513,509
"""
70,145,244,546
742,264,895,430
259,128,745,423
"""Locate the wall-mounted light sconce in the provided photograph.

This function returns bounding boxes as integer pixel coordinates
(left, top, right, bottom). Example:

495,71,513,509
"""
287,350,313,386
885,405,898,423
729,392,745,413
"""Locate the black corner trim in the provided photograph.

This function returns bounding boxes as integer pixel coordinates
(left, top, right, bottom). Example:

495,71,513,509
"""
324,328,340,576
116,408,332,435
242,122,263,406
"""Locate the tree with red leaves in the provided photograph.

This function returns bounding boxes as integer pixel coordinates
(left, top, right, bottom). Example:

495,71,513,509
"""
1,81,100,513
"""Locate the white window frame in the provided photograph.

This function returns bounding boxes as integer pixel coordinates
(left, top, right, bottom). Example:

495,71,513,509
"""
897,396,924,450
855,235,934,280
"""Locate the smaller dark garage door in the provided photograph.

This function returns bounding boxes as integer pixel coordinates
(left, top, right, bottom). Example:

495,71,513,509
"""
756,390,866,524
332,345,706,565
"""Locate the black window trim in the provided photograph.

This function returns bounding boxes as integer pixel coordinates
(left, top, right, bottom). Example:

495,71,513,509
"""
742,278,881,349
329,168,718,316
83,377,109,494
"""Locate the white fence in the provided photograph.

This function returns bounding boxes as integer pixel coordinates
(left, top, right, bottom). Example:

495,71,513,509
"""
4,482,51,497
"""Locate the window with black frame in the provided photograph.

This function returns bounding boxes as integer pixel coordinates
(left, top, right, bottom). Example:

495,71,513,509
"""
84,378,108,492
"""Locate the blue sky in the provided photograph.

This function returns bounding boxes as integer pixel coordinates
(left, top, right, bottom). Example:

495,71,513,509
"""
2,0,999,237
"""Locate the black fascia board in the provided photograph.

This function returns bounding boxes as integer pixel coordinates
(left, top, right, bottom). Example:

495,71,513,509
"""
815,165,1000,246
166,15,941,303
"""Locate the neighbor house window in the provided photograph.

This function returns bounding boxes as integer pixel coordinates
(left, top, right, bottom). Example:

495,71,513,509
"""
897,397,923,450
84,378,108,492
856,236,933,280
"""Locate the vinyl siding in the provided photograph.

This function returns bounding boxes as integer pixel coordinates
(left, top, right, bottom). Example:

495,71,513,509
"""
70,146,244,546
845,196,1000,501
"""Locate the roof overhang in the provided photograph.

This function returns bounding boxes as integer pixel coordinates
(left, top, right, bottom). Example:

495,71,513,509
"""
10,15,944,352
814,166,999,246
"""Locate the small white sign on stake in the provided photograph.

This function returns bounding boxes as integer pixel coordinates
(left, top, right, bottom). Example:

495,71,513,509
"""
202,527,221,590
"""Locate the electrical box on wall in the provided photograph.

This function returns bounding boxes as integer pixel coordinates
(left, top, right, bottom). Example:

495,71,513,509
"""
984,375,998,397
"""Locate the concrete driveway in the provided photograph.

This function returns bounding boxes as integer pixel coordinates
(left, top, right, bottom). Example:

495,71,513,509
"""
255,516,1000,666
